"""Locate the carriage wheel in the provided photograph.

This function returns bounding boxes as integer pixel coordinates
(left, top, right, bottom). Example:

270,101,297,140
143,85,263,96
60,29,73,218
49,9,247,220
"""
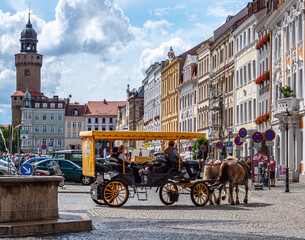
191,181,209,207
159,181,178,205
103,180,129,207
92,199,106,205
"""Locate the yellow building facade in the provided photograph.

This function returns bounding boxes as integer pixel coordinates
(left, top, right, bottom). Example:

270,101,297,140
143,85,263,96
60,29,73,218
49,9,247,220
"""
161,49,180,132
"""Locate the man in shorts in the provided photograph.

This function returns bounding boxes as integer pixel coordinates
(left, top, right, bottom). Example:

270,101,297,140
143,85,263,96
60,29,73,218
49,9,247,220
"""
269,155,276,187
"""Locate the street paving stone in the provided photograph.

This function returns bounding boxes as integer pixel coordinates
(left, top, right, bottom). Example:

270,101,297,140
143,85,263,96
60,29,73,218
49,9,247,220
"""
11,181,305,239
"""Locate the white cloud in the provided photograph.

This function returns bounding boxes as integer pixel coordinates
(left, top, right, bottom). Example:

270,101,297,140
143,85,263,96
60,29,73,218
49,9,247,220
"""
139,37,189,72
207,6,234,18
153,5,186,17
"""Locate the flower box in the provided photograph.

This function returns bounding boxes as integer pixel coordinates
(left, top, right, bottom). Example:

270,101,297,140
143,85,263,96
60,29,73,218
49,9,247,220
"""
255,71,270,85
256,33,270,50
255,112,270,125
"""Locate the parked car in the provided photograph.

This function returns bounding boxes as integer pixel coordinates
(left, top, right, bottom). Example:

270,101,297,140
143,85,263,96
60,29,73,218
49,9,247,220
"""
23,157,49,165
53,150,82,166
0,160,17,175
34,159,93,185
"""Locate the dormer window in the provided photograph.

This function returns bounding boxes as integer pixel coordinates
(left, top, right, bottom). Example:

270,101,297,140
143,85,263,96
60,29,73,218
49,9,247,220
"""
72,109,79,116
24,69,30,76
50,103,55,109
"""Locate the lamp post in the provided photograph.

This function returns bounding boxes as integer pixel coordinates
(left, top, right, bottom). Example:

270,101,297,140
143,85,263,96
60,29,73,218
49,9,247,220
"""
282,108,291,193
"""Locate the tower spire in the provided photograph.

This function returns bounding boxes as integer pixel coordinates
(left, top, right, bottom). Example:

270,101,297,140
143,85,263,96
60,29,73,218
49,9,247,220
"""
28,1,31,23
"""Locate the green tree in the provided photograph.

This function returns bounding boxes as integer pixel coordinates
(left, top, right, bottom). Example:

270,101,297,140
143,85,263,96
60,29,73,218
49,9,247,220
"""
192,138,208,160
0,126,17,154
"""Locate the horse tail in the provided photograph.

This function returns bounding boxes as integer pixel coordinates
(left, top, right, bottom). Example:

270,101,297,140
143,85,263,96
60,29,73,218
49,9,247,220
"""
216,162,229,184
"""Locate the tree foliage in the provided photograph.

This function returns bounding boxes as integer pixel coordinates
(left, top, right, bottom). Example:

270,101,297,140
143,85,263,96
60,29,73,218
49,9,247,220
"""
0,126,17,154
192,138,208,160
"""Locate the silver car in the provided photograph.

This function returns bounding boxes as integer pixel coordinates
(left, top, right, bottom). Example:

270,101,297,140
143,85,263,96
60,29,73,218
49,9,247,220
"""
0,160,17,175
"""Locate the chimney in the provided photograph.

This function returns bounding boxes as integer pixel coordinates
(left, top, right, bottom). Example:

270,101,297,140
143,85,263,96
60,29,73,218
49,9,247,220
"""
104,99,107,104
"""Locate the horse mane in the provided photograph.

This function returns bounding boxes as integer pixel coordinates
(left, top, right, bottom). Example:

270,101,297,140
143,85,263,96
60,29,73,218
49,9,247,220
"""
215,162,229,183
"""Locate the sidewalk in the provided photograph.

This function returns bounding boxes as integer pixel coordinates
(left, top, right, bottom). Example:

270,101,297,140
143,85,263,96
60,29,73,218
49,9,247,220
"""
58,183,90,194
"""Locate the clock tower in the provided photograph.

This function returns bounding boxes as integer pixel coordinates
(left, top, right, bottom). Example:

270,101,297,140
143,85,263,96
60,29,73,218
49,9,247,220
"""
11,12,44,127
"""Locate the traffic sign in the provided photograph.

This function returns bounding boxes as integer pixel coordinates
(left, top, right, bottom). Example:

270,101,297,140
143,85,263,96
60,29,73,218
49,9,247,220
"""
227,147,233,153
195,149,199,153
254,142,262,148
20,163,34,176
188,146,192,151
264,129,276,141
216,142,223,149
41,144,47,150
252,132,263,143
217,149,222,153
200,145,207,152
236,145,243,150
226,141,233,147
49,142,53,147
239,128,247,138
240,137,246,143
266,141,274,146
150,149,155,154
234,137,243,146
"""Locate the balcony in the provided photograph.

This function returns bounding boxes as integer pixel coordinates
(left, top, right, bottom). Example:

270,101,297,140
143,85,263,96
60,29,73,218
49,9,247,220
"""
274,97,301,118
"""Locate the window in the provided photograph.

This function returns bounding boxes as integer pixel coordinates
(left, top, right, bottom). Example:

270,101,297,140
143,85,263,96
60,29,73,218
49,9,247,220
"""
244,66,247,85
102,127,106,131
67,122,71,128
50,126,55,133
244,102,247,123
35,103,39,108
278,34,281,58
43,103,47,108
35,114,39,120
78,122,82,128
50,114,55,121
58,126,63,133
24,69,30,76
248,100,252,121
240,104,243,123
58,139,62,147
73,133,76,138
102,118,106,123
253,98,256,119
292,20,296,47
58,114,62,121
73,122,76,128
293,72,297,95
299,15,303,42
240,68,243,86
240,35,243,49
72,109,79,116
95,127,99,131
42,126,47,133
248,63,251,83
50,103,55,108
236,38,239,52
67,132,71,138
42,114,47,120
58,103,63,108
88,127,91,131
252,60,256,80
243,31,246,47
88,118,91,124
247,28,251,45
49,139,54,147
266,99,269,113
299,69,303,98
34,126,39,133
286,25,290,50
95,118,99,123
110,118,113,123
34,139,39,147
42,138,47,145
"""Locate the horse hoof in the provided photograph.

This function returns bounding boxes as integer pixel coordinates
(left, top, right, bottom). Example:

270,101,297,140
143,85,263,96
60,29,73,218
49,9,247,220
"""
216,200,220,205
231,202,235,205
244,199,248,204
221,196,226,200
209,202,214,205
236,201,240,205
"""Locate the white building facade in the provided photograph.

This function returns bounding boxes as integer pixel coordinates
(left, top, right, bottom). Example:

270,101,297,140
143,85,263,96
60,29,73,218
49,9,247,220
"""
143,62,163,151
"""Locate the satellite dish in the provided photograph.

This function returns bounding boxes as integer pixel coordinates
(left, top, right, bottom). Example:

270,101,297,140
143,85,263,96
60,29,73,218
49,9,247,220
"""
69,94,72,98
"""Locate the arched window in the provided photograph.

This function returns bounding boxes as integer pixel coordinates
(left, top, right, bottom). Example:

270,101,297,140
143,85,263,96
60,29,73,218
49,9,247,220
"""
72,109,79,116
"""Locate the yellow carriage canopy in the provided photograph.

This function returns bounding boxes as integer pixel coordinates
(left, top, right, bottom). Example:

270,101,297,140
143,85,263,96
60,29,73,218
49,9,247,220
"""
80,131,206,177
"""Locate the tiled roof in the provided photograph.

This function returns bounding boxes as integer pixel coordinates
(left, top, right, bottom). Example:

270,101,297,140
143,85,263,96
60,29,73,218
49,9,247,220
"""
11,91,45,97
85,101,126,116
213,7,248,41
65,103,87,116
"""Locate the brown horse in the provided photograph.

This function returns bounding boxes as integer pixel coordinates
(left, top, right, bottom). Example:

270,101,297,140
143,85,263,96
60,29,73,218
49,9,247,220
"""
215,156,250,205
203,160,227,205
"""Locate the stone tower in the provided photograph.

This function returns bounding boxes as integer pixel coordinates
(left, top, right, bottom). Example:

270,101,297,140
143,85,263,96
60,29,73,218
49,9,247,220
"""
11,12,43,127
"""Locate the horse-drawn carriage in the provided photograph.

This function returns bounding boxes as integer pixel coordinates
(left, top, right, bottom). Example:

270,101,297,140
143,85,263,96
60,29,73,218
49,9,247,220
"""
80,131,211,207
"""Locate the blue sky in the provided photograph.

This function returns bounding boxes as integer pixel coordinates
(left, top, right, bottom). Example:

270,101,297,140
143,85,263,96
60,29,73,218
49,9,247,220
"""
0,0,249,123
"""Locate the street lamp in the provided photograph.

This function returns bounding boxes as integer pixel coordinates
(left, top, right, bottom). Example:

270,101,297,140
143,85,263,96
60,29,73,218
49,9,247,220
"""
282,108,291,193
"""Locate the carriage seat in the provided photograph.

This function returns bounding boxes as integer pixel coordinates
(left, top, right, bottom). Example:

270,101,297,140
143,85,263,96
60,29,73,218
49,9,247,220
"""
152,163,169,174
95,163,109,173
107,157,133,174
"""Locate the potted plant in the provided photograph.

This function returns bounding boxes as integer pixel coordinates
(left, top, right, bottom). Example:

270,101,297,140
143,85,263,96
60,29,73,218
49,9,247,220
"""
276,86,300,114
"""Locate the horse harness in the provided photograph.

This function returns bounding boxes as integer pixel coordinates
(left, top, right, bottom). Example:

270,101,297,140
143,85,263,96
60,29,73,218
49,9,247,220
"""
226,161,250,185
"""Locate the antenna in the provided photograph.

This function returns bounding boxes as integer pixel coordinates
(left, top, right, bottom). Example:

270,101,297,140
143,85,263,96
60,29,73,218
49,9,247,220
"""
28,0,31,23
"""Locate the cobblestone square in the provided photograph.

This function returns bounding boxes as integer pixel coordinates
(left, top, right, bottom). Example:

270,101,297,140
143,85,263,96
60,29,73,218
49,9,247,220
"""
15,181,305,240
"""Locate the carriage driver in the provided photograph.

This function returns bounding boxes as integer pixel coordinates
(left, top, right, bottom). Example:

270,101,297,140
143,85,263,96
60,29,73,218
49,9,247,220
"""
164,140,179,163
